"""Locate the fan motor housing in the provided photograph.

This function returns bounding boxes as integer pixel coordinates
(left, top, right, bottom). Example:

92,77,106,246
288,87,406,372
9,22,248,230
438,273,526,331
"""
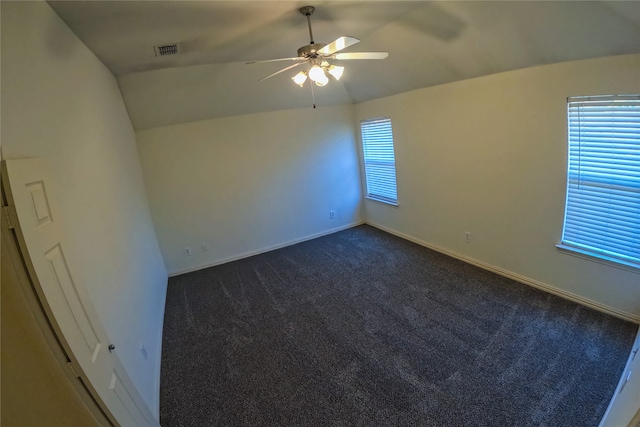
297,43,326,58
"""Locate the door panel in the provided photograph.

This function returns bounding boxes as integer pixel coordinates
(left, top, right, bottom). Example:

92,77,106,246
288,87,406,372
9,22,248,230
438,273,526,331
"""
110,371,149,427
2,159,158,427
45,243,103,362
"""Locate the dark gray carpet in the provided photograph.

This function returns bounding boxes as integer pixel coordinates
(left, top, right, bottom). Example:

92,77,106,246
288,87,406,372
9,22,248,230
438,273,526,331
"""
160,225,637,427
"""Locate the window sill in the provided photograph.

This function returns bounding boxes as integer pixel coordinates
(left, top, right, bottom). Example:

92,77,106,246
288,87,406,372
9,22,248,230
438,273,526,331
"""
556,244,640,274
365,196,398,207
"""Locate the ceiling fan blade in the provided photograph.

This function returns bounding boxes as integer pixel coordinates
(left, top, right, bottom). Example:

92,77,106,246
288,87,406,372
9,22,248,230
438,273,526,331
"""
317,36,360,55
334,52,389,60
247,57,306,65
258,62,305,82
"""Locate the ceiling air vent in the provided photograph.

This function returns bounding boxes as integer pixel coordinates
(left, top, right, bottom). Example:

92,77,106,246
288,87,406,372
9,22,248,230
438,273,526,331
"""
154,44,179,57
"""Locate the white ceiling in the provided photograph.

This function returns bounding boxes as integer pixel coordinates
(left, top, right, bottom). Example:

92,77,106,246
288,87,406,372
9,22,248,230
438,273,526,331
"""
48,1,640,130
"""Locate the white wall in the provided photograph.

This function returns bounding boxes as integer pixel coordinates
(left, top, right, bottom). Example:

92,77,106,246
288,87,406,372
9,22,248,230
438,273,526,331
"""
136,105,363,275
356,53,640,320
1,1,167,415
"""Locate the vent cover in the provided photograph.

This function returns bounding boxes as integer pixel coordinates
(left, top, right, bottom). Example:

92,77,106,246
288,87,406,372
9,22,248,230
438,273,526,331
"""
154,44,179,56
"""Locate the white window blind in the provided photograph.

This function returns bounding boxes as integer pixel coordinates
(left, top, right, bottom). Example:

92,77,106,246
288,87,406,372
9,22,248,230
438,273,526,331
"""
361,118,398,205
561,95,640,267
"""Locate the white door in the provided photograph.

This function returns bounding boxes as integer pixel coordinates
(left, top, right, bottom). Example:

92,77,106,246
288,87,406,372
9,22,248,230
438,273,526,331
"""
600,330,640,427
2,159,158,427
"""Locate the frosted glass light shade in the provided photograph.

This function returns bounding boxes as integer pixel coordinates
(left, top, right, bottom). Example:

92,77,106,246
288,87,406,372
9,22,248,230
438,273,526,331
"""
308,65,326,82
314,73,329,86
328,65,344,80
292,71,307,87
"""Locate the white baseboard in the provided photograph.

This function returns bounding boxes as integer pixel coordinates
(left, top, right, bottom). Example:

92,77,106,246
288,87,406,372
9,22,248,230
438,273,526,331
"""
168,219,639,323
168,221,365,277
366,221,640,324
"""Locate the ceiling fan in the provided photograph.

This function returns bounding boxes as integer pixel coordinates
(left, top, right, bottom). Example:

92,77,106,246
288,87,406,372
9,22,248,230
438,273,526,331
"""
248,6,388,91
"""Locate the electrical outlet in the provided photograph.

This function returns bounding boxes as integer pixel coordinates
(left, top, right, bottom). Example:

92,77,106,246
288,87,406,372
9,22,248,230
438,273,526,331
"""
184,247,192,256
139,343,148,360
202,243,209,252
465,231,471,243
329,210,336,219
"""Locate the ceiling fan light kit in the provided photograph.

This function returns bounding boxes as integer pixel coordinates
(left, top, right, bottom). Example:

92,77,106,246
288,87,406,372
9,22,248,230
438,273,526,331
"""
248,5,388,104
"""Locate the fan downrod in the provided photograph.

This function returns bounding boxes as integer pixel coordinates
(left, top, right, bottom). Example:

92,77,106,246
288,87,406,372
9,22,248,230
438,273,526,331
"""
300,6,316,44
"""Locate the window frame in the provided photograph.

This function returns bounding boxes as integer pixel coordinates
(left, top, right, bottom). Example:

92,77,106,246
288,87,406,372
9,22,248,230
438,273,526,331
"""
557,94,640,272
360,117,399,206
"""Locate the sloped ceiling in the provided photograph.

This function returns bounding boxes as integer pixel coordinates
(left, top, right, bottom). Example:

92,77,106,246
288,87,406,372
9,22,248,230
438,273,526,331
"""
48,1,640,131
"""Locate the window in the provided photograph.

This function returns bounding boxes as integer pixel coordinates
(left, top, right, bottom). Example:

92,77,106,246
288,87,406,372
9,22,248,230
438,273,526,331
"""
560,95,640,268
360,117,398,205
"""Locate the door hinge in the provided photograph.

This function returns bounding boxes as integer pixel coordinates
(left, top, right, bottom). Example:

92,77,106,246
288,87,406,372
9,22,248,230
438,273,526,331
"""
2,205,17,230
67,361,81,378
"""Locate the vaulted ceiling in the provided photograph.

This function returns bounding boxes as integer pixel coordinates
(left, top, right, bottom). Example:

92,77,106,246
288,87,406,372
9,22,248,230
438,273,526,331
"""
48,1,640,130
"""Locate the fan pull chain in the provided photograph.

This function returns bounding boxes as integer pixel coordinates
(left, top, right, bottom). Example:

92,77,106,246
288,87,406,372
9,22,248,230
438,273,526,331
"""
310,79,316,109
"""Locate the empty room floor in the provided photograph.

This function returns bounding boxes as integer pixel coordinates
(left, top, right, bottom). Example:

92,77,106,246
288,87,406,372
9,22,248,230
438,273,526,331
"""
160,225,637,426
